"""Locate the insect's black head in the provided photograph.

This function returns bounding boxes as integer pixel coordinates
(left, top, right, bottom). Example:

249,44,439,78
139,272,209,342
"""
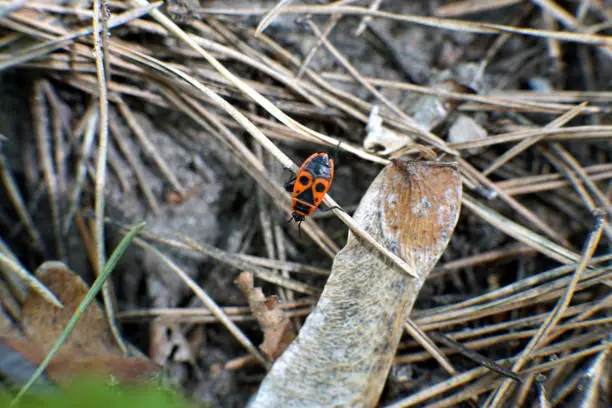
292,212,305,223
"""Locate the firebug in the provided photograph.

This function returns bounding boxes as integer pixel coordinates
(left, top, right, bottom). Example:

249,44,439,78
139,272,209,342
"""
285,152,335,226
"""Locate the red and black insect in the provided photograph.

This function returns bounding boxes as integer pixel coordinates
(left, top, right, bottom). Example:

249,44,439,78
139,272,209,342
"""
285,152,335,225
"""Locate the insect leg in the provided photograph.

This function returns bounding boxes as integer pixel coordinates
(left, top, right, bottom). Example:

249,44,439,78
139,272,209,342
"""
318,205,342,213
284,174,296,192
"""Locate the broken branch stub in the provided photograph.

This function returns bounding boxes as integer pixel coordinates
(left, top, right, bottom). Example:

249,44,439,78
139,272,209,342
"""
249,160,462,407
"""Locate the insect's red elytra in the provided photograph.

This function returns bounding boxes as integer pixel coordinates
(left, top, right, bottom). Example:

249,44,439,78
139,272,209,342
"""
285,152,335,225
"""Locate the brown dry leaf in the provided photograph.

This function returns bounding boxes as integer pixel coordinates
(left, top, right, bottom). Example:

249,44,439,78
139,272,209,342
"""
249,160,462,408
236,272,295,361
21,261,120,359
19,261,158,385
0,332,52,393
1,304,45,368
45,355,159,386
0,303,13,334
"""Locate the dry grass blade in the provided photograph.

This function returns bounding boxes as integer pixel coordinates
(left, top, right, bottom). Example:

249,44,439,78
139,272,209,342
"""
255,0,294,34
462,195,579,264
0,146,43,250
32,81,63,259
63,104,98,233
0,0,27,18
549,143,612,212
125,227,321,296
460,157,566,243
115,98,185,196
41,83,68,197
413,257,611,324
354,0,382,35
486,210,606,407
385,365,492,408
451,126,612,150
495,164,612,196
572,347,610,406
135,238,271,369
92,0,126,354
183,237,320,296
189,19,328,110
297,14,341,78
0,239,27,303
140,6,388,167
404,319,456,376
483,102,587,176
427,331,522,383
0,2,162,72
237,254,329,276
0,252,62,308
488,90,612,103
539,147,612,240
108,118,161,215
116,300,315,324
321,72,598,114
131,1,339,157
532,0,579,29
399,317,611,365
305,19,455,155
430,245,535,279
198,4,612,45
434,0,523,17
531,0,612,57
388,342,609,407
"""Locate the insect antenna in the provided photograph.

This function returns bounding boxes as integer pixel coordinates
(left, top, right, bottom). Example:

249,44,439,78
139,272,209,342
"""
330,140,342,165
